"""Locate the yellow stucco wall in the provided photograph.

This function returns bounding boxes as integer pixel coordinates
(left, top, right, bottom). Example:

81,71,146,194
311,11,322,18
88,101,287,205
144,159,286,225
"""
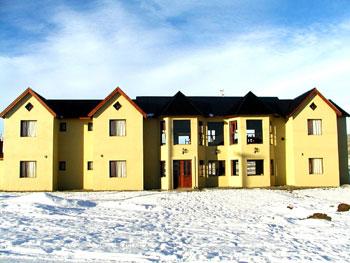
83,121,94,190
91,93,144,190
285,95,340,187
57,119,86,190
1,94,55,191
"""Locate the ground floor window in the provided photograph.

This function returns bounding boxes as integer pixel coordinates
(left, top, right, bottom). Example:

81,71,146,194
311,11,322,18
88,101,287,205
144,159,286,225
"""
199,160,205,177
160,161,166,177
110,161,126,178
247,160,264,176
87,161,93,170
270,159,274,176
231,160,239,176
309,158,323,174
20,161,36,178
208,161,225,176
59,161,66,171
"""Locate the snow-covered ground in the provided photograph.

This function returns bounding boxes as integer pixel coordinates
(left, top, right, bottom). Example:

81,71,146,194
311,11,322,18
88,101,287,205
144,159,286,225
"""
1,187,350,262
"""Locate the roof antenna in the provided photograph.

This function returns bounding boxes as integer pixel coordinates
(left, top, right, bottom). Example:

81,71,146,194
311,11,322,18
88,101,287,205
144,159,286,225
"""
219,89,224,97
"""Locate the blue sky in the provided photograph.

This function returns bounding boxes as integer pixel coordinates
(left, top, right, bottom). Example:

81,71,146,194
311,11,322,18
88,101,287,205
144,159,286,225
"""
0,0,349,133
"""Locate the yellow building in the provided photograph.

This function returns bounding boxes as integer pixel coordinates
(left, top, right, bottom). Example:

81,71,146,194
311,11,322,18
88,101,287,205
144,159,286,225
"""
0,87,348,191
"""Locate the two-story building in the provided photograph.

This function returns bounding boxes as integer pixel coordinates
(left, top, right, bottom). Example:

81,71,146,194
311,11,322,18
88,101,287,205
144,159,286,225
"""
0,87,348,191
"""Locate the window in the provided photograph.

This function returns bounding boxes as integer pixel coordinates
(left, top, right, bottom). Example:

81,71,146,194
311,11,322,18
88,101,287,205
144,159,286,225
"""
232,160,239,176
173,120,191,144
247,160,264,176
110,120,126,136
88,122,93,131
25,103,33,111
207,122,224,146
198,121,204,145
160,121,166,145
60,122,67,132
208,161,225,176
246,120,263,144
160,161,166,177
87,161,93,170
309,158,323,174
20,120,37,137
110,161,126,178
20,161,36,178
59,161,66,171
310,102,317,111
229,121,238,144
308,119,322,135
270,160,274,176
113,102,122,110
199,160,205,177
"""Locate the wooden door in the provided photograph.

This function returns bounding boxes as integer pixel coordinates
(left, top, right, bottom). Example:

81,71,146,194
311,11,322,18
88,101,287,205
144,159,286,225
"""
173,160,192,188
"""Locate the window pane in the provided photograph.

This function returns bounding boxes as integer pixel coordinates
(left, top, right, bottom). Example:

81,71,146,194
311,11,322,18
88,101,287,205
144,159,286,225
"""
207,122,224,146
21,121,37,137
246,120,263,144
230,121,238,144
173,120,191,144
110,120,126,136
20,161,36,178
110,161,126,178
160,121,166,145
308,119,322,135
247,160,264,176
309,158,323,174
232,160,239,176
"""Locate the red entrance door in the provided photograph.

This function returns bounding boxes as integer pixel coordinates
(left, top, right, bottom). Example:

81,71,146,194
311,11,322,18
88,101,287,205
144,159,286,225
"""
173,160,192,188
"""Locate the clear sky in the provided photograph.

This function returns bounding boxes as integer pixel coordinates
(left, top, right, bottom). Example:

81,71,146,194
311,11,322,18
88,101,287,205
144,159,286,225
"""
0,0,349,133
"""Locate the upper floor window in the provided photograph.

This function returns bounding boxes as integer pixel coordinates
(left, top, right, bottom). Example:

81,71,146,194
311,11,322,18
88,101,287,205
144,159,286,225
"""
246,120,263,144
88,122,93,131
229,121,238,144
309,158,323,174
59,122,67,132
20,161,36,178
247,160,264,176
110,160,126,178
307,119,322,135
198,121,204,146
21,120,37,137
160,121,166,145
110,120,126,136
207,122,224,146
173,120,191,145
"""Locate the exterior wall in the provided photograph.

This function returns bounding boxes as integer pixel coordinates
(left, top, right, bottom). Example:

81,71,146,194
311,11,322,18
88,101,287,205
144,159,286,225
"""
57,119,85,190
92,94,144,190
1,94,55,191
0,159,3,189
143,118,161,190
159,115,273,190
83,121,94,190
285,95,340,187
337,117,349,184
271,117,287,186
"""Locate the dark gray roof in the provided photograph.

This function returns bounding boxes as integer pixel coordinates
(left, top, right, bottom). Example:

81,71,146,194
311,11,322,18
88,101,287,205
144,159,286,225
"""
45,100,101,118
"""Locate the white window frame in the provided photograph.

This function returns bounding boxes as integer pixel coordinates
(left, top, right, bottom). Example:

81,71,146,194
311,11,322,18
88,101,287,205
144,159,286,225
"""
307,119,322,135
20,161,37,178
309,158,323,174
110,160,126,178
21,120,37,137
110,120,126,136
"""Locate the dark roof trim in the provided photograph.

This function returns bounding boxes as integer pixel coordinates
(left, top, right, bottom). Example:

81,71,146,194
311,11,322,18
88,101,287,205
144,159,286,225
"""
0,88,56,118
287,88,342,118
329,99,350,117
88,87,147,118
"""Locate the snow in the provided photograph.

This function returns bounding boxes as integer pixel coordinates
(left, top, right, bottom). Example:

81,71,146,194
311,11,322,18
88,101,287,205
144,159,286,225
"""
1,187,350,262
